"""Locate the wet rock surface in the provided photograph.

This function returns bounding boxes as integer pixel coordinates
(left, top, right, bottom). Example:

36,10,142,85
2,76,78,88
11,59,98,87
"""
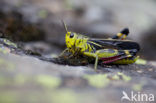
0,38,156,103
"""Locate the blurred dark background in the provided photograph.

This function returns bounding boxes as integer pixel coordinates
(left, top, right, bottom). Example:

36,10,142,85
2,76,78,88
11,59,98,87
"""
0,0,156,60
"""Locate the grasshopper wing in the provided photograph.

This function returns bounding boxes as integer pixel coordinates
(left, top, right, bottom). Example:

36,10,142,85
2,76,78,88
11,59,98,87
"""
88,39,140,51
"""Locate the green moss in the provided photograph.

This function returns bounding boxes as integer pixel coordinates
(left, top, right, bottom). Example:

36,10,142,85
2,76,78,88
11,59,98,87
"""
122,75,131,82
3,39,17,48
36,75,61,88
51,90,78,103
0,76,7,86
15,74,28,85
0,47,10,54
111,74,120,80
64,0,73,10
0,58,15,71
27,95,40,103
135,59,147,65
132,84,143,91
84,74,110,88
38,10,48,19
0,92,17,103
117,72,131,82
84,72,132,88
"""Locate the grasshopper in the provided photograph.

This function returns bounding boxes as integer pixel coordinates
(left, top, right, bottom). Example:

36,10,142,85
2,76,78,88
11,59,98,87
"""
61,22,140,71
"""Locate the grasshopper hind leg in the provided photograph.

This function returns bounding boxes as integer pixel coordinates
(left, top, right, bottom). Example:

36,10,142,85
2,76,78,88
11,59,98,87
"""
84,49,138,71
101,49,138,64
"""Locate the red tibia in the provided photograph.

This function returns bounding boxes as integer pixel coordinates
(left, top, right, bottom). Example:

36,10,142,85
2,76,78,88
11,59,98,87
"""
102,56,127,64
100,55,121,61
102,57,122,64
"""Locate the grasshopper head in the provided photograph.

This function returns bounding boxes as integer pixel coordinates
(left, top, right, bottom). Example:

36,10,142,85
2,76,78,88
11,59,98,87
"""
65,32,78,49
62,21,78,49
62,21,88,52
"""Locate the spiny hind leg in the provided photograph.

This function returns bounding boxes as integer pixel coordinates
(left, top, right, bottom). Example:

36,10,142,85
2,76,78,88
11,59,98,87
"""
112,28,129,40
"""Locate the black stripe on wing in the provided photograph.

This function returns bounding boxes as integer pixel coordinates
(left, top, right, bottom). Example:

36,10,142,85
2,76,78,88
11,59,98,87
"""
89,39,140,51
87,41,102,50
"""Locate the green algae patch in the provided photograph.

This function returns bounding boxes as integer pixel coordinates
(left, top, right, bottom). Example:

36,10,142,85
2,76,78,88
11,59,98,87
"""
0,92,17,103
51,89,78,103
111,74,120,80
14,74,29,85
84,74,110,88
0,75,29,86
117,72,131,82
36,75,61,88
0,47,11,54
0,76,8,86
0,58,15,71
135,59,147,65
3,39,17,48
132,84,143,91
27,94,41,103
38,9,48,19
84,73,131,88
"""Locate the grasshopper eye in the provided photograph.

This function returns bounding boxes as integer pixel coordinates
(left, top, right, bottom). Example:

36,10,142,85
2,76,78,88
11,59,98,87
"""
70,33,74,38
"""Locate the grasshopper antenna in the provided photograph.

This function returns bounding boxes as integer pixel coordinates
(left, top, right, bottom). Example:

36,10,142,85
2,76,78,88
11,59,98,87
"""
61,20,68,33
